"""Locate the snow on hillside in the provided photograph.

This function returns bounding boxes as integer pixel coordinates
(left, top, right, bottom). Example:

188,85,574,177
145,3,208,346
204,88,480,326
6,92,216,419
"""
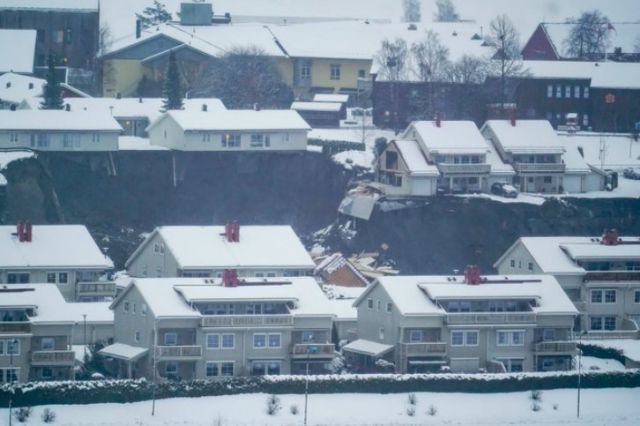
4,387,639,425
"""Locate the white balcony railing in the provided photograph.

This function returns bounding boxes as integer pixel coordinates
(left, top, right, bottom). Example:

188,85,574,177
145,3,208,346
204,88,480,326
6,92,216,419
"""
202,315,294,328
401,342,447,355
156,345,203,359
437,163,491,174
446,312,536,325
534,341,577,353
291,343,335,359
513,163,566,173
76,281,117,295
31,350,75,366
0,322,31,333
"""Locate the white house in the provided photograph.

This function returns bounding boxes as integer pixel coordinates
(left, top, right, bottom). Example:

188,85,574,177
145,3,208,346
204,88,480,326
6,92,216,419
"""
375,139,439,197
481,119,604,193
0,110,122,151
494,232,640,338
0,72,89,110
146,109,310,151
125,224,316,279
0,224,115,302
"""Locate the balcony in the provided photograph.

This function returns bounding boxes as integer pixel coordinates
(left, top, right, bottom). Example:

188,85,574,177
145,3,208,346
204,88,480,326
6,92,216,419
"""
156,345,203,359
0,322,31,333
446,312,536,325
76,281,117,296
437,163,491,175
202,315,294,328
513,163,566,173
401,342,447,356
31,350,75,366
291,343,336,359
534,341,577,354
584,271,640,283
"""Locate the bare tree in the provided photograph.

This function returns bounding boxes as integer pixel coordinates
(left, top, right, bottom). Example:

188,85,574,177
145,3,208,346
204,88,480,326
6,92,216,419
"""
137,0,172,29
564,10,611,60
402,0,421,23
449,55,488,84
410,31,451,82
486,14,526,111
374,38,409,81
434,0,459,22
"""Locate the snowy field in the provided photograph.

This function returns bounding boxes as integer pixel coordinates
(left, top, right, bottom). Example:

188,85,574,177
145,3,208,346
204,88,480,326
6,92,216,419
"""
3,387,639,425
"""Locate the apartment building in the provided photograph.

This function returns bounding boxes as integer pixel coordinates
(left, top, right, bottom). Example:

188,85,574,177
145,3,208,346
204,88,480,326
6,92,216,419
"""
101,277,335,380
145,109,310,152
346,269,577,373
494,231,640,339
0,284,112,383
0,224,115,302
125,224,315,279
0,110,122,151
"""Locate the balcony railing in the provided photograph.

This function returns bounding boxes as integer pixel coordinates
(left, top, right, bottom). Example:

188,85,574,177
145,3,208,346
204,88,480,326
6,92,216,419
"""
202,315,294,328
513,163,566,173
534,341,577,353
446,312,536,325
291,343,335,359
76,281,117,296
31,350,75,366
437,163,491,175
0,322,32,333
401,342,447,356
156,345,203,359
584,271,640,283
583,330,639,340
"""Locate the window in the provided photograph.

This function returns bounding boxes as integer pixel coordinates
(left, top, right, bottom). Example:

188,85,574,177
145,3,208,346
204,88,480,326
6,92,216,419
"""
582,114,589,127
301,331,315,343
268,334,281,348
41,367,53,379
58,272,68,284
141,303,147,315
47,273,56,283
358,69,366,79
386,302,393,313
202,133,212,142
251,360,281,376
53,30,64,43
206,362,219,377
572,85,581,98
124,301,130,313
510,259,515,268
206,361,235,378
92,133,101,143
37,29,45,43
604,317,616,330
1,368,19,383
132,303,137,314
134,331,140,342
591,290,603,303
498,358,524,372
224,133,241,148
546,84,553,98
221,362,234,376
9,132,18,143
301,61,311,80
604,290,616,303
543,176,552,184
635,290,640,303
451,330,478,346
250,134,264,147
497,330,525,346
165,362,178,376
376,300,381,311
590,316,602,330
591,290,616,304
409,330,423,343
367,298,373,309
527,262,534,271
542,328,556,341
565,85,571,98
379,327,385,340
207,334,220,349
41,337,55,351
164,332,177,346
222,334,234,349
6,340,20,355
555,84,562,98
590,316,616,331
583,86,589,98
330,64,341,80
253,334,266,348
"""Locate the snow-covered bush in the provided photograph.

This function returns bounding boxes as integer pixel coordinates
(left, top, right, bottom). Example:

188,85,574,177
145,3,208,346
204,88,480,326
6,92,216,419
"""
553,403,559,410
531,402,541,412
14,407,32,423
530,390,542,402
41,408,56,423
374,358,395,371
406,406,416,416
290,404,299,415
266,394,281,415
407,393,417,405
328,353,346,374
427,405,438,416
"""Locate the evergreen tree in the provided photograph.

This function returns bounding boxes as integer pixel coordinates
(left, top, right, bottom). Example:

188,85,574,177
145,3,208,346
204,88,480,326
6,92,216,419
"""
40,53,64,110
434,0,459,22
137,0,172,29
162,50,183,111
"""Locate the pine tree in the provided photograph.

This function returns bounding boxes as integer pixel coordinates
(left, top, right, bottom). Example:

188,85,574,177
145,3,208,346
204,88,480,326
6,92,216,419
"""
162,50,183,111
137,0,172,29
40,53,64,110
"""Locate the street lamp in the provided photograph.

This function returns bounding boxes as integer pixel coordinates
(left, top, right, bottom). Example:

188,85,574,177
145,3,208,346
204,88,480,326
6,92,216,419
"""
83,314,88,362
576,330,587,418
303,345,320,426
8,338,18,426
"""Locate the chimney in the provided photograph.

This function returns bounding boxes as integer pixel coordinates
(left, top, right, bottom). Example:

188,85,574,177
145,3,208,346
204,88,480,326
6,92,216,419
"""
28,82,34,90
202,103,208,112
509,111,516,127
5,82,10,88
224,223,232,242
116,92,122,99
25,221,32,242
232,222,240,242
135,19,142,39
223,269,239,287
16,221,25,242
434,113,441,128
65,103,71,111
253,103,260,111
464,265,482,285
600,229,621,246
139,97,143,103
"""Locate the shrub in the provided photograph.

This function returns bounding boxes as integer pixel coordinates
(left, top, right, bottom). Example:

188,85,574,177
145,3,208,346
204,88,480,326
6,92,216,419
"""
14,407,32,423
290,404,299,415
530,390,543,402
553,403,559,411
407,393,417,405
427,405,438,416
42,408,56,423
531,402,541,412
266,394,281,416
406,406,416,416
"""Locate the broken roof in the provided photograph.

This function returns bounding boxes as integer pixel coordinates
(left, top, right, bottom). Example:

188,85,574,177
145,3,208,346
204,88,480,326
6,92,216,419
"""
393,139,439,176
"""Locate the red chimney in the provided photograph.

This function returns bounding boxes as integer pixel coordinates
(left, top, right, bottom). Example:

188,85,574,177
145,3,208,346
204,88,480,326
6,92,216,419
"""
16,221,25,242
600,229,620,246
25,221,32,242
232,222,240,242
464,265,482,285
434,113,441,128
509,111,516,127
224,223,232,242
222,269,239,287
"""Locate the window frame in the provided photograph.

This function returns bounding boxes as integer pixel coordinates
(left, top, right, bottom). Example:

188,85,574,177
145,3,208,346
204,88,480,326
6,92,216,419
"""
41,337,55,351
163,332,178,346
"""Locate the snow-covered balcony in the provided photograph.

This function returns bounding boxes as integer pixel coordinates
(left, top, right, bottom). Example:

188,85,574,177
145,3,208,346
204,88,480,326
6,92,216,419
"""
533,341,577,354
583,271,640,282
437,163,491,175
155,345,203,360
76,281,116,297
201,314,294,328
512,163,566,173
400,341,447,356
0,321,31,333
31,350,75,366
445,312,536,325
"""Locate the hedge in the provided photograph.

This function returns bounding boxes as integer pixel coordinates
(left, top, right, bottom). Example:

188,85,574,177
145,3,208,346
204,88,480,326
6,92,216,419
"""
579,343,627,365
1,370,639,408
308,138,366,155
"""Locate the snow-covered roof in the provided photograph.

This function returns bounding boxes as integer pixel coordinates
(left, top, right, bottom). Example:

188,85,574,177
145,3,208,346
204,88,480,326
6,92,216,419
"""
313,93,349,103
393,139,439,176
542,22,640,58
482,120,565,154
65,97,226,122
560,239,640,261
0,285,99,324
0,73,43,105
325,298,358,321
523,60,640,90
484,137,516,175
0,0,99,12
343,339,394,357
0,30,36,73
558,132,640,170
559,137,591,174
0,110,123,132
0,225,114,269
407,121,490,155
127,225,315,270
355,274,577,316
291,101,343,112
64,302,114,324
99,342,148,361
150,109,310,132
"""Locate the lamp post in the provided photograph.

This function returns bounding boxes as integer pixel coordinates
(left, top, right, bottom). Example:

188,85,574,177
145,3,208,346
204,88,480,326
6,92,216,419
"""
8,338,18,426
83,314,88,361
303,345,320,426
576,331,587,418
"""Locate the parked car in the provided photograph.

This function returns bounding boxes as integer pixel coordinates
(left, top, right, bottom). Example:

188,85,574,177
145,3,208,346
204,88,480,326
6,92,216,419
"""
623,167,640,180
491,182,518,198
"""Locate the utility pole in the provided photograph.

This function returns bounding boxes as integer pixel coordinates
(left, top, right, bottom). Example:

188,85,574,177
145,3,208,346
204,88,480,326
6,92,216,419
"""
83,314,88,361
151,324,157,416
576,331,586,418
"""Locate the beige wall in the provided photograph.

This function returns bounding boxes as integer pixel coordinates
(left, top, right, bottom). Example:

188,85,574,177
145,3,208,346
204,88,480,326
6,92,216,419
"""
103,59,146,97
309,58,371,92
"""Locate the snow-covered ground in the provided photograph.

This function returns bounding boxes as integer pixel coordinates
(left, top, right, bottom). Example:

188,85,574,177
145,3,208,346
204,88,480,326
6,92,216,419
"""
578,356,626,372
332,149,375,171
0,150,34,170
309,128,396,147
560,132,640,170
5,387,639,425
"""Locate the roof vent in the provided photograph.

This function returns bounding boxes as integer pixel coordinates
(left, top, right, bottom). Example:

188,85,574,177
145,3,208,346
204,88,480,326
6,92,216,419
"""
434,112,441,128
202,103,208,112
65,103,71,112
5,82,10,88
28,82,34,89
